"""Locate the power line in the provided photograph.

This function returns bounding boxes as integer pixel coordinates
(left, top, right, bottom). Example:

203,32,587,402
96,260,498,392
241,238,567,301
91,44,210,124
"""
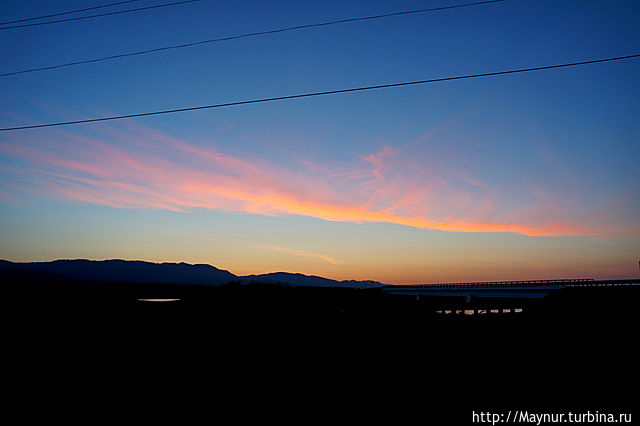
0,0,144,25
0,0,200,30
2,53,637,132
1,0,505,77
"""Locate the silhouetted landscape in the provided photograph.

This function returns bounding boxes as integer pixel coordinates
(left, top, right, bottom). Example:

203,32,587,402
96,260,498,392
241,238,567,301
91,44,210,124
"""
3,258,637,321
4,258,638,328
3,258,638,418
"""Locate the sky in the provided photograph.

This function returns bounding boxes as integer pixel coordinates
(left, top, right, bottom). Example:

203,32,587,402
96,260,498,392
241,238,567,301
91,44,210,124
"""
1,0,639,284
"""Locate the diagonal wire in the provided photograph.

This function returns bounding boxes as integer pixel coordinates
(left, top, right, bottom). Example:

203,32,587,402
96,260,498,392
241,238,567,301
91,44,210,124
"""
1,0,505,77
0,0,144,25
1,53,638,132
0,0,201,30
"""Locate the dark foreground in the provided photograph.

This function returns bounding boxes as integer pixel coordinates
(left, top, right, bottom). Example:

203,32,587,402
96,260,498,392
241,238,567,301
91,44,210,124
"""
4,280,638,423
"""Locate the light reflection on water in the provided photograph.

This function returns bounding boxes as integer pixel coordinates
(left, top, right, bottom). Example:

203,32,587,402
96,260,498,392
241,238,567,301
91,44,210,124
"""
137,298,181,302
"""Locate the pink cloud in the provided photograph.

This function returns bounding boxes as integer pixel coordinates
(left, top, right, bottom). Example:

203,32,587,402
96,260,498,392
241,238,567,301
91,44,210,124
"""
0,124,616,237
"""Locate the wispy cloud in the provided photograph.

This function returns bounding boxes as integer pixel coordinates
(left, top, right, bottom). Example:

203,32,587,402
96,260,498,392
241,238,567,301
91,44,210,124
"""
0,123,616,237
185,233,340,265
242,243,340,265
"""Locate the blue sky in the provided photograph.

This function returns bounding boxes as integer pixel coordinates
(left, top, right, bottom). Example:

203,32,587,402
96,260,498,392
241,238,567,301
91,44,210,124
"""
1,0,639,283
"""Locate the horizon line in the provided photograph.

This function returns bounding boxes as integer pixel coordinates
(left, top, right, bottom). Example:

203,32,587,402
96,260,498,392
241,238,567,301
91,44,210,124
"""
2,257,636,285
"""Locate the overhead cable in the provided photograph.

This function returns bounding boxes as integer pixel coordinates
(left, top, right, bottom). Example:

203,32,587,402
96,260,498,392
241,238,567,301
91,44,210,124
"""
2,53,638,132
0,0,201,30
1,0,505,77
0,0,144,25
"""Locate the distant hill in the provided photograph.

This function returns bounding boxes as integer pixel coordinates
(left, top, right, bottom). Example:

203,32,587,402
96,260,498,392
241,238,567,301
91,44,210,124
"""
0,259,236,286
0,259,383,288
241,272,383,288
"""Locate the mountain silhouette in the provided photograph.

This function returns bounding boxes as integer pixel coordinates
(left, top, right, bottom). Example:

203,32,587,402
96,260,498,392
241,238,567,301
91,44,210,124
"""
0,259,236,286
0,259,382,288
241,271,382,288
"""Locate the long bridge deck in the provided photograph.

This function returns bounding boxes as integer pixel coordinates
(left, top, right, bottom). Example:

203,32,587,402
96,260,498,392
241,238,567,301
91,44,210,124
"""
382,278,640,299
381,278,640,316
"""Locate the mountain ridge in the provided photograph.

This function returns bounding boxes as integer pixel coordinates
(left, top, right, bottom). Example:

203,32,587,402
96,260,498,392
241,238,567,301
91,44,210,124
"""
0,259,384,288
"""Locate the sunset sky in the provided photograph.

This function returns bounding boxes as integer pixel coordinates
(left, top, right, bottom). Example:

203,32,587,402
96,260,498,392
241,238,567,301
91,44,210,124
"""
1,0,639,283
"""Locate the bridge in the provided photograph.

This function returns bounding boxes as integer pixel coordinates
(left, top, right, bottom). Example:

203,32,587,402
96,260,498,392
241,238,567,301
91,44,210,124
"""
381,278,640,316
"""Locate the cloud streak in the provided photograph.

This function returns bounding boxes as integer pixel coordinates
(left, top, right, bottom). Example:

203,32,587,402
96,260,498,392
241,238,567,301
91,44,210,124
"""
243,243,340,265
0,124,611,237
